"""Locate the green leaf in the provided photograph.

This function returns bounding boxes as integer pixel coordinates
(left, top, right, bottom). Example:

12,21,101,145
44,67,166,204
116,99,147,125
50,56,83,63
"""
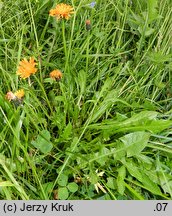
147,0,159,23
89,111,172,134
141,172,162,195
147,51,171,64
120,111,158,127
113,142,126,161
61,122,72,140
58,187,69,200
0,181,14,187
67,182,78,193
77,69,87,95
31,130,52,154
144,170,159,184
44,78,54,84
89,111,158,130
89,172,98,184
42,182,54,197
57,174,68,187
120,131,150,157
124,160,143,182
145,28,155,37
91,90,118,123
141,120,172,133
136,154,153,169
67,137,79,156
106,177,116,189
125,182,144,200
117,166,126,195
95,147,110,166
124,159,162,195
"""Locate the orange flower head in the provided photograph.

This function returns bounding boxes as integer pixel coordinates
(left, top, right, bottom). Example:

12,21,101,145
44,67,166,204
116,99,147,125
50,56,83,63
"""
86,19,91,31
86,20,91,25
14,89,25,99
5,91,16,101
16,57,37,79
50,70,63,81
49,3,74,20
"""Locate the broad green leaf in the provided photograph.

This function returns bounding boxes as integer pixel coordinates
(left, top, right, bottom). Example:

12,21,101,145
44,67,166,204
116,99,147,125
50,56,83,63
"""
125,160,162,195
125,182,144,200
67,182,78,193
157,172,172,195
89,111,158,130
141,172,162,195
114,119,172,134
95,147,110,166
117,166,126,195
106,177,116,190
143,170,159,185
120,111,158,127
31,130,52,154
120,132,150,157
136,154,153,169
89,172,98,184
140,120,172,133
42,182,54,197
58,187,69,200
57,174,68,187
89,111,171,134
124,160,143,182
113,142,126,161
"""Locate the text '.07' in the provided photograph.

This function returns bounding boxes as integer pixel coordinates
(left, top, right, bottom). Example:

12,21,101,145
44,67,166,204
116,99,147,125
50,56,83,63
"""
154,203,168,212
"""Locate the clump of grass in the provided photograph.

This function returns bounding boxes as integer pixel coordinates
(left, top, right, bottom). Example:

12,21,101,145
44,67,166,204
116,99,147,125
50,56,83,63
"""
0,0,172,200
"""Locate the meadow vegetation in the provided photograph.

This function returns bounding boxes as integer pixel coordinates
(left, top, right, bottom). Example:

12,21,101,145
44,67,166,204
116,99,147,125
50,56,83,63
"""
0,0,172,200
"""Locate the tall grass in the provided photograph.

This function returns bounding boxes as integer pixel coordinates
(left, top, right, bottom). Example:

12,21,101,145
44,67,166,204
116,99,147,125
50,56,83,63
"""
0,0,172,200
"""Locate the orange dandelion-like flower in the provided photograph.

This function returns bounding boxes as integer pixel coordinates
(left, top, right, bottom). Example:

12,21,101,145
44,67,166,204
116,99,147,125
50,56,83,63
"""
6,89,25,102
49,3,74,20
50,69,63,81
5,91,16,101
14,89,25,99
16,57,37,79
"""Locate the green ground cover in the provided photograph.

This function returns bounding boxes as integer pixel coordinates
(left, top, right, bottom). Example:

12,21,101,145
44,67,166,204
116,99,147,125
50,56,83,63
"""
0,0,172,200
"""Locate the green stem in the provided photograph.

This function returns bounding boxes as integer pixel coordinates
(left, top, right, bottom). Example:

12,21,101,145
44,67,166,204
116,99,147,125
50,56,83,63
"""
62,20,68,73
86,33,90,74
34,76,53,114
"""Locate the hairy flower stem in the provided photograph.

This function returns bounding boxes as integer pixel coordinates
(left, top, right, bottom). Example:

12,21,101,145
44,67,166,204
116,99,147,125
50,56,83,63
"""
62,20,68,73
